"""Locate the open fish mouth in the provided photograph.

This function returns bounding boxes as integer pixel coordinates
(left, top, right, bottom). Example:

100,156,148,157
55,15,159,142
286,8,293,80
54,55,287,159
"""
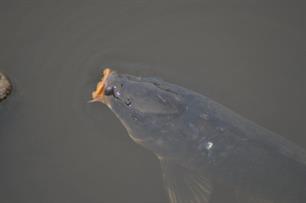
90,68,112,103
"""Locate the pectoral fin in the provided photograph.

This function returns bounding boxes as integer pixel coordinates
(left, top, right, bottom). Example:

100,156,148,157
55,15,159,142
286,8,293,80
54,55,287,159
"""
160,159,212,203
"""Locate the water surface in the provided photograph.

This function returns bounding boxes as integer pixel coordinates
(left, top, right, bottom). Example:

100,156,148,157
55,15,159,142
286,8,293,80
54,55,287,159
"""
0,1,305,203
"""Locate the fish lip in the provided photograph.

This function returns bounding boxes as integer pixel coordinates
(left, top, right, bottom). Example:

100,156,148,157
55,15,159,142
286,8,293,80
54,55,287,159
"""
90,69,134,107
90,68,113,103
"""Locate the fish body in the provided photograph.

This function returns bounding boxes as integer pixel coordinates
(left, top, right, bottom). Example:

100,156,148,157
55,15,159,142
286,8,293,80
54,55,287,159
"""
92,69,306,203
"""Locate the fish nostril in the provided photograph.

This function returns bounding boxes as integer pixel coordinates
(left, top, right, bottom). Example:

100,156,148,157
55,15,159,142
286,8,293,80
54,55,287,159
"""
104,86,114,96
112,86,121,98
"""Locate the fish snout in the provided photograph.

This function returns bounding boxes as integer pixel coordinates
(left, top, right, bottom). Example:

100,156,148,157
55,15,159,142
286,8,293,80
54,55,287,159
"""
91,68,113,103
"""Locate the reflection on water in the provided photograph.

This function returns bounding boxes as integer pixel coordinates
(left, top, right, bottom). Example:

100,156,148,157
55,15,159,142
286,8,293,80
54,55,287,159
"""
0,1,305,203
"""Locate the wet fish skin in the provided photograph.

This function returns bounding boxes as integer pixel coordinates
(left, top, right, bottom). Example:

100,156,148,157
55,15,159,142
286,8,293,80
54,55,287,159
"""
95,70,306,203
101,72,194,157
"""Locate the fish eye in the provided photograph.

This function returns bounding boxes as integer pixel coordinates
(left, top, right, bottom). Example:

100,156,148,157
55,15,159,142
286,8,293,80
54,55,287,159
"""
124,97,132,106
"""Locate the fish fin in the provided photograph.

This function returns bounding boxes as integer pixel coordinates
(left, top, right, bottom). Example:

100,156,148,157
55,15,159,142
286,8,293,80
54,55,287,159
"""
160,159,212,203
237,195,275,203
234,189,275,203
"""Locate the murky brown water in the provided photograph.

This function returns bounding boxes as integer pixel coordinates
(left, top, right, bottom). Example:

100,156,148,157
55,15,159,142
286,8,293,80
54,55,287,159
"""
0,1,305,203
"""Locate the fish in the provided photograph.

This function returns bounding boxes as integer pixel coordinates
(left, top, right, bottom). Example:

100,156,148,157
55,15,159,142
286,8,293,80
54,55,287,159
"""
91,68,306,203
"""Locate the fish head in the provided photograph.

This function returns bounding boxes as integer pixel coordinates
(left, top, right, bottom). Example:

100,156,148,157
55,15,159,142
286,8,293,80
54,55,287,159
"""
91,68,186,148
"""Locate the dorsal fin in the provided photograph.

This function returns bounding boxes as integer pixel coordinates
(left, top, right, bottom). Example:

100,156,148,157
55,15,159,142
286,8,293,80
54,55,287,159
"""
160,159,212,203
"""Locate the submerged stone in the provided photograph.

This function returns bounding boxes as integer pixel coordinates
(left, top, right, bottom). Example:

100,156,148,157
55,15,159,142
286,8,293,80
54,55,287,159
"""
0,72,12,102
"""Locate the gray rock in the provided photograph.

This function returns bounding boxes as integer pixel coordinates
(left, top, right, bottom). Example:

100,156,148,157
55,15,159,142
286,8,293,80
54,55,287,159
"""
0,72,12,102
